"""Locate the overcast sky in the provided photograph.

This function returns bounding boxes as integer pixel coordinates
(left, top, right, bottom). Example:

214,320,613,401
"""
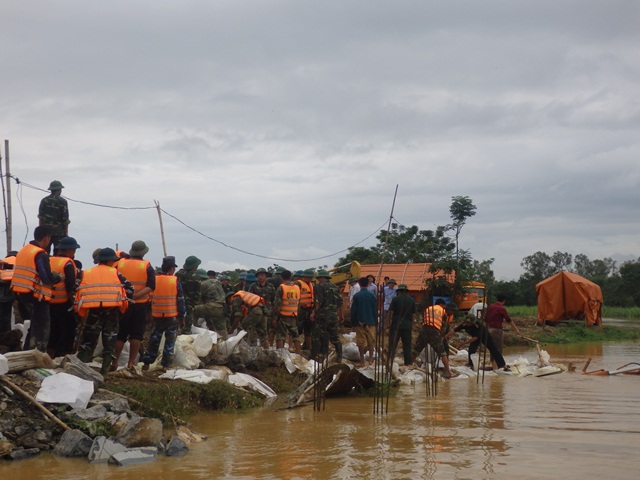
1,1,638,280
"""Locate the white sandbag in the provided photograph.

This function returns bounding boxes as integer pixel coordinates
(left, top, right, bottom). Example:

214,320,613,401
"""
276,349,298,374
228,372,277,398
216,330,247,357
172,337,200,370
14,320,30,349
159,368,228,384
35,372,94,409
191,331,214,357
343,342,360,362
342,332,356,342
0,354,8,375
398,369,426,385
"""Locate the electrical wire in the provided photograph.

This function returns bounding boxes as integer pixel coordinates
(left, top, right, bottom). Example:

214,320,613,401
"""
9,175,388,263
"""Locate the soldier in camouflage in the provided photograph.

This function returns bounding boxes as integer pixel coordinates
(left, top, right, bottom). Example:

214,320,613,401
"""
312,270,344,362
176,255,202,334
194,268,228,339
38,180,70,254
249,268,276,347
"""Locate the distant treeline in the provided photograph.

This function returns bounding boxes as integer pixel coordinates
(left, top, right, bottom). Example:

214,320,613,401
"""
494,251,640,308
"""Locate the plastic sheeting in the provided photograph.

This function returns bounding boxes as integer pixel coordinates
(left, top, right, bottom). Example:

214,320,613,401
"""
35,372,94,409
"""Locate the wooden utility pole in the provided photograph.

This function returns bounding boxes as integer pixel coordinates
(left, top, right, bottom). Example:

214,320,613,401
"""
154,200,167,257
2,140,12,253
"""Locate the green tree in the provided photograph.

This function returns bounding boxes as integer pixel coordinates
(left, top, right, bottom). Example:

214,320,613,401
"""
336,224,455,266
448,195,477,264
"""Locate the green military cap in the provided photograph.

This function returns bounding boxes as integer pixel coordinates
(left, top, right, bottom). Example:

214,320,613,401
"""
274,266,285,274
348,276,358,284
256,268,268,274
183,255,201,269
302,269,315,277
129,240,149,257
397,284,408,291
48,180,64,191
238,272,247,280
97,247,119,262
245,273,258,283
387,278,397,285
316,270,331,278
196,268,209,280
56,236,81,250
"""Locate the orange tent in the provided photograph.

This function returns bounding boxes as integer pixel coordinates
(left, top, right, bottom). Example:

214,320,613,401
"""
535,271,603,327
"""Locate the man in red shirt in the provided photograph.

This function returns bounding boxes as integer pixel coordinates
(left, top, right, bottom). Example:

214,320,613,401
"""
485,294,521,356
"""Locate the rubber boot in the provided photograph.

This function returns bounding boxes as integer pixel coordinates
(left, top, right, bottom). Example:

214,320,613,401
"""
101,355,113,376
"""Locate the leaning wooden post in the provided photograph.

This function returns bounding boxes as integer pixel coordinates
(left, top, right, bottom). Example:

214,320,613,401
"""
155,200,167,257
0,375,70,431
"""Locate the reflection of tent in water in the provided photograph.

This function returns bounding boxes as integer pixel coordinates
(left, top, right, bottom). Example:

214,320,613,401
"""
535,271,603,327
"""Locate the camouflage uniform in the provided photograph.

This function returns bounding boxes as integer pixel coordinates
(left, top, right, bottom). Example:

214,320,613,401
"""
248,281,276,314
77,308,121,369
141,317,181,368
313,281,343,361
38,193,70,251
195,278,227,338
249,280,276,340
272,281,300,343
231,295,268,347
176,268,202,334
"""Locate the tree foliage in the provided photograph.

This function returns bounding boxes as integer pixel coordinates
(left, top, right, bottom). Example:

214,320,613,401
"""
448,195,477,263
336,223,456,266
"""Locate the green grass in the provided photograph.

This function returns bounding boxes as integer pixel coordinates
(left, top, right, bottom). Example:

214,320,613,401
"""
106,379,264,420
602,306,640,320
536,324,640,344
506,305,640,320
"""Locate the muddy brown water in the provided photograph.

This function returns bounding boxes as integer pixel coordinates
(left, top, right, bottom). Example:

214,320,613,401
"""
2,331,639,479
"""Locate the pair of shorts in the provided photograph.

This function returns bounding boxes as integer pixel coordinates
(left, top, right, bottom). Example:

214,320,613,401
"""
355,325,376,350
116,302,149,341
275,315,300,341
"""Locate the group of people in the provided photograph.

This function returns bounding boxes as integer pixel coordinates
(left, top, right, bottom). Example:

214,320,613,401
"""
350,274,520,376
0,180,520,379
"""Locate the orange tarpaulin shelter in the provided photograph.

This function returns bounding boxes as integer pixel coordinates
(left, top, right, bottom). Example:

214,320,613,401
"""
535,271,603,327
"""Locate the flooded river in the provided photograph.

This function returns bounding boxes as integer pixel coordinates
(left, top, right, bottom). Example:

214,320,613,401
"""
2,338,639,479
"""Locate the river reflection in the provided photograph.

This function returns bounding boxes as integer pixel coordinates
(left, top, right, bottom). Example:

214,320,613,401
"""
2,341,639,480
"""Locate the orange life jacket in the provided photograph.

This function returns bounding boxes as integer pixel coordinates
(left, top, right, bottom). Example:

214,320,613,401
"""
0,256,15,282
296,279,314,309
49,256,76,304
117,258,152,303
279,283,300,317
151,275,179,318
74,265,128,317
423,305,446,331
10,244,52,301
232,290,265,308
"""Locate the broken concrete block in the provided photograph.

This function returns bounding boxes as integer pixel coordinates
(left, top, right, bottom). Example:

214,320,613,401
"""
61,354,104,387
88,436,127,464
118,417,163,448
108,447,158,466
165,437,188,457
8,447,40,461
66,404,108,423
52,429,93,457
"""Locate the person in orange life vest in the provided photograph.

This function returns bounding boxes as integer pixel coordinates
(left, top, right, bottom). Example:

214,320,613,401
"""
142,256,186,372
0,252,17,334
75,248,133,375
411,301,457,379
229,290,269,349
47,236,81,358
111,240,156,370
296,269,316,350
273,270,302,354
10,226,62,352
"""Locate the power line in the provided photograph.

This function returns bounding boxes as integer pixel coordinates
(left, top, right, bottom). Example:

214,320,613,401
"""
8,175,387,263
